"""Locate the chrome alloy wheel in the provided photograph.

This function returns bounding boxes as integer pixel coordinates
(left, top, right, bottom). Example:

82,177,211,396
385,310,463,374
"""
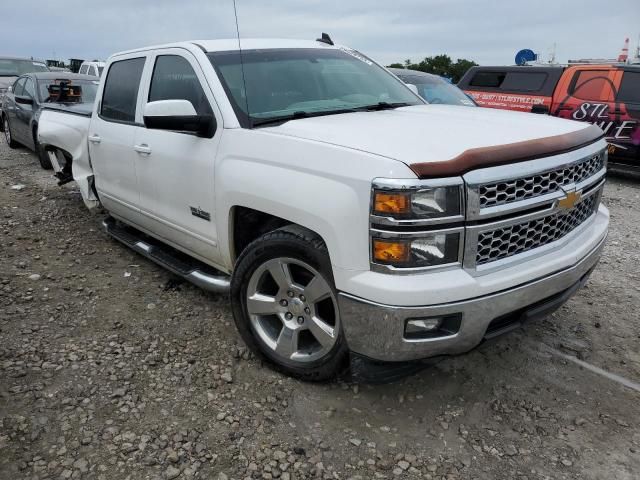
3,117,10,145
245,257,340,364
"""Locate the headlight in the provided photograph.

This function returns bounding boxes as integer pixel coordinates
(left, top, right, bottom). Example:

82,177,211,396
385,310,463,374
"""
370,177,465,273
371,229,463,270
371,178,463,224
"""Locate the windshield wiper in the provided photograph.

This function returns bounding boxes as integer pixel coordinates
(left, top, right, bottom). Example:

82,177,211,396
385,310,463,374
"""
252,107,364,127
361,102,412,111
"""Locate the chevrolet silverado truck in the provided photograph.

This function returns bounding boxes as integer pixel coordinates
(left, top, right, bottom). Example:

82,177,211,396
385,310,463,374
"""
37,38,609,381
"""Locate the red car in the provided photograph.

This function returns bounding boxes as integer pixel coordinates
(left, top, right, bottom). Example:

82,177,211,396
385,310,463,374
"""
458,64,640,173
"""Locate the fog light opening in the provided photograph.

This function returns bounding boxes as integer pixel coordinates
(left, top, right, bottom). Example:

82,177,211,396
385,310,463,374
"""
404,314,462,340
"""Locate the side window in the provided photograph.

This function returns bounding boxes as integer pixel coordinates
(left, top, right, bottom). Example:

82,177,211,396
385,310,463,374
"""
148,55,212,115
79,65,88,75
12,78,25,96
23,78,36,99
89,66,96,76
469,71,506,88
501,72,547,92
617,71,640,104
570,70,614,102
100,57,146,123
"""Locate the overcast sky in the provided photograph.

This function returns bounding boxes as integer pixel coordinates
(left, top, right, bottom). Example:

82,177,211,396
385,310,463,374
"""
1,0,638,66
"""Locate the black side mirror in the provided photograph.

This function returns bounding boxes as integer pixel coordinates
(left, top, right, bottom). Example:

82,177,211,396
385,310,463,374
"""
15,95,33,105
531,104,550,114
144,114,216,138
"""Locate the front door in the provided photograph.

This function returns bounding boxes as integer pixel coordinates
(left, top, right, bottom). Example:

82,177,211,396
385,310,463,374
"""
133,49,222,262
15,77,36,149
89,55,147,223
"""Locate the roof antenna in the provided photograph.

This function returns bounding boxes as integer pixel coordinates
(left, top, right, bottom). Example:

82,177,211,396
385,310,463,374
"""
233,0,251,124
316,33,334,46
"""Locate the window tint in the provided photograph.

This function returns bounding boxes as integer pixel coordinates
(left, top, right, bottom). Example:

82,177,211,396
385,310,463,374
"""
469,71,506,88
12,78,25,96
148,55,211,115
23,78,35,98
100,57,146,123
79,65,88,75
501,72,547,92
571,71,614,101
617,71,640,104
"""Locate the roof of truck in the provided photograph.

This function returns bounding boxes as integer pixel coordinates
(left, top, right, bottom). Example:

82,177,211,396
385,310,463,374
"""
112,38,339,57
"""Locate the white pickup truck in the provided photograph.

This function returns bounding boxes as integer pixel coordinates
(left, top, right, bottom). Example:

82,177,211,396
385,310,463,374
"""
38,38,609,380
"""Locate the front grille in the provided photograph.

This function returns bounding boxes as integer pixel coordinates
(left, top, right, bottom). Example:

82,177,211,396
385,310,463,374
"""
479,153,604,209
476,194,599,265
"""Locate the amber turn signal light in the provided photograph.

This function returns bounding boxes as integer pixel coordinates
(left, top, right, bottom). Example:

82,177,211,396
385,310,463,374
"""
372,240,410,264
374,192,410,215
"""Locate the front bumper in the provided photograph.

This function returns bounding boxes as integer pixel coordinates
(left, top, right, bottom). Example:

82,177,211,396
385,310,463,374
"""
338,232,605,362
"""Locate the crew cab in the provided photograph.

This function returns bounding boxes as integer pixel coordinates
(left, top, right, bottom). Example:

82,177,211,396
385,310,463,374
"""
38,39,609,380
458,65,640,172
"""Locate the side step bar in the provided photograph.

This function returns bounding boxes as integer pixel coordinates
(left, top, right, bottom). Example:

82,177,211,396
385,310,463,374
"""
102,217,230,294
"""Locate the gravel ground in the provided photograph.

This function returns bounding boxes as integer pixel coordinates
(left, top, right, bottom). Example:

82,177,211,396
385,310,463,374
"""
1,140,639,480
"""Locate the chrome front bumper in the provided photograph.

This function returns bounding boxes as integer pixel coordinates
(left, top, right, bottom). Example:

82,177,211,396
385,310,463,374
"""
338,235,605,362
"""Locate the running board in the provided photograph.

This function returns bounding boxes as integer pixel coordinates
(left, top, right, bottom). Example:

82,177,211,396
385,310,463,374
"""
102,216,230,294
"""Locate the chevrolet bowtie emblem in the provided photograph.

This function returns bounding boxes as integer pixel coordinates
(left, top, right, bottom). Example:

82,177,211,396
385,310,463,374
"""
557,189,582,210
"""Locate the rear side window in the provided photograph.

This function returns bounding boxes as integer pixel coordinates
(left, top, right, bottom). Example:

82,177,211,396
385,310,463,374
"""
12,78,25,96
79,65,88,75
469,71,505,88
570,70,614,101
89,66,96,76
500,72,547,92
148,55,211,115
100,57,146,123
617,71,640,104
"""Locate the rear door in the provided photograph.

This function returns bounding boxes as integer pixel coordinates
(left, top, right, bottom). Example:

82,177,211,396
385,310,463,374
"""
89,54,148,223
5,77,24,141
133,48,222,261
15,76,36,148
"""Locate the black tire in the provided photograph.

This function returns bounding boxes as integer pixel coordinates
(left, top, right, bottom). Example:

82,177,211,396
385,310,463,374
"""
230,225,348,381
3,115,19,148
33,127,52,169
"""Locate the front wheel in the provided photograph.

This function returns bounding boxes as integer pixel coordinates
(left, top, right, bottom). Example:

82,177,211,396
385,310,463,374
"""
3,116,18,148
230,225,348,381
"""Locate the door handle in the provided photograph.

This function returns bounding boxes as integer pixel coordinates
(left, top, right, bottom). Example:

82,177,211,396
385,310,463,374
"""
88,134,101,144
134,144,152,155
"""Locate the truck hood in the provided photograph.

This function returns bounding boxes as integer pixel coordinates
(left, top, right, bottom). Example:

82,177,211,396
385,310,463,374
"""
262,105,598,176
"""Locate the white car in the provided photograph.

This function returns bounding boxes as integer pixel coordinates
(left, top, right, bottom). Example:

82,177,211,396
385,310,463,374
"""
38,38,609,380
78,61,105,77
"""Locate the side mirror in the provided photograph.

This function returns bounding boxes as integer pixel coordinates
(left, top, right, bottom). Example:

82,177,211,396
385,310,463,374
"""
15,95,33,105
143,99,216,138
531,104,550,114
406,84,419,96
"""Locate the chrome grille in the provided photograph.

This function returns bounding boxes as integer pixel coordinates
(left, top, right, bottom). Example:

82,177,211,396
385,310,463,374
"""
478,153,604,209
476,194,599,265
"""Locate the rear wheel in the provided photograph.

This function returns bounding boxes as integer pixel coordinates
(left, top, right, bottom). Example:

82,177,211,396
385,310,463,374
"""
3,115,18,148
231,226,348,381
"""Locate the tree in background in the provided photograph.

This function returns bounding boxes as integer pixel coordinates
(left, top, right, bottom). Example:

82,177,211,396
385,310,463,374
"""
387,55,478,83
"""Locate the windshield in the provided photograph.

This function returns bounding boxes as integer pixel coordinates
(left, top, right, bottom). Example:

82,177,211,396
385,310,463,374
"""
208,48,423,127
398,74,476,107
0,59,48,77
38,79,99,104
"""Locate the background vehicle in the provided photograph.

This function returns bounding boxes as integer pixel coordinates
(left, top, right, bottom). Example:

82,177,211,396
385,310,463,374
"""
38,39,608,381
0,56,49,112
389,67,476,106
458,65,640,172
2,72,98,168
78,61,105,77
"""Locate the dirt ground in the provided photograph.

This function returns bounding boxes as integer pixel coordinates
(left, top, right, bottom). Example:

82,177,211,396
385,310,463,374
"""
1,140,639,480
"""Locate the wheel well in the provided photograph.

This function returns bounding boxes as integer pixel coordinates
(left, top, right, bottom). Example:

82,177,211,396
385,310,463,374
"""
231,207,292,262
